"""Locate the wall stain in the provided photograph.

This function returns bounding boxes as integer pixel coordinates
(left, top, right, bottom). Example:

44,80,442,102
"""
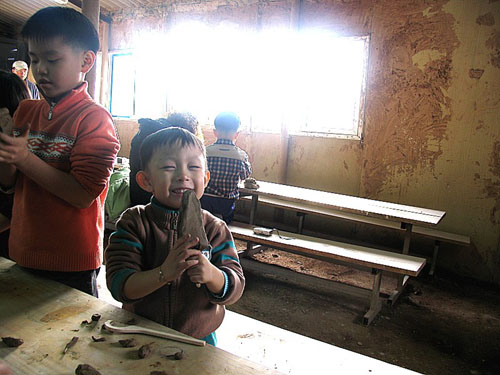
483,141,500,224
486,31,500,68
361,0,458,197
469,68,484,79
476,12,495,26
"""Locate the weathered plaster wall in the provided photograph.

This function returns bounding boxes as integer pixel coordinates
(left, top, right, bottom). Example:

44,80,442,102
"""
361,1,500,282
110,0,500,284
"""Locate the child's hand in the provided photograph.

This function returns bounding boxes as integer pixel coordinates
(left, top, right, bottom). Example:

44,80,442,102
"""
0,108,14,135
0,360,12,375
0,126,30,167
160,234,200,283
187,252,225,293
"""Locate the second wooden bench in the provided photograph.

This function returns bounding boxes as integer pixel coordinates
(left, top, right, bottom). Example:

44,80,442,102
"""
239,195,469,275
229,221,426,325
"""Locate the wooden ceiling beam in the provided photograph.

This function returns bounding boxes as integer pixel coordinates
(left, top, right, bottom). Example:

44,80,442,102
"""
68,0,112,23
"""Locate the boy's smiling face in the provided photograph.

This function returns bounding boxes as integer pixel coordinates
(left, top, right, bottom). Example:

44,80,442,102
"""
28,37,94,100
138,142,210,209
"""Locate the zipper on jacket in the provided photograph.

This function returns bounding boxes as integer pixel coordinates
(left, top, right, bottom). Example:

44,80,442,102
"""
171,212,179,230
47,102,56,120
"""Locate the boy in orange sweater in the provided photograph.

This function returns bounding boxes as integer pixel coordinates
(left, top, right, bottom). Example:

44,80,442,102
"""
0,7,119,296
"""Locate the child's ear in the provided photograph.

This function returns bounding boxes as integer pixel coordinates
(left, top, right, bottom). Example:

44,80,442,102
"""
136,170,154,193
203,170,210,188
81,50,96,74
213,129,218,138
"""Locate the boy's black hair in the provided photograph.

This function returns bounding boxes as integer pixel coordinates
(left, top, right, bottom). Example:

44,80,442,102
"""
165,112,200,136
140,127,206,170
0,70,30,116
214,111,241,133
21,7,99,53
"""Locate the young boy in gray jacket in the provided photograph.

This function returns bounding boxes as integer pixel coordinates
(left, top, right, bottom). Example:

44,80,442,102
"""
105,127,244,346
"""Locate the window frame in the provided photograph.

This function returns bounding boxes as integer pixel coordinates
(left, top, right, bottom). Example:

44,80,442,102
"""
107,33,370,141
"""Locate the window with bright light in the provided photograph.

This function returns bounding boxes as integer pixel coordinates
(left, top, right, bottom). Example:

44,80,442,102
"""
109,24,369,138
110,53,135,117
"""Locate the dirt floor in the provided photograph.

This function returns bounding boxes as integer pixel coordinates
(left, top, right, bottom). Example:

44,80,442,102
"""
228,242,500,375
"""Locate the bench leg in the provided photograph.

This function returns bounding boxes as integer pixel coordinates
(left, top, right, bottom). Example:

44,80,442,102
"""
389,223,412,306
249,195,258,225
297,212,306,234
429,240,440,276
239,242,267,258
363,268,382,325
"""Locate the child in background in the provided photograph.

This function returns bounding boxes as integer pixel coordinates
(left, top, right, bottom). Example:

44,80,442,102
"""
201,111,252,223
0,71,31,117
105,127,244,346
0,7,119,296
0,71,31,258
129,112,202,206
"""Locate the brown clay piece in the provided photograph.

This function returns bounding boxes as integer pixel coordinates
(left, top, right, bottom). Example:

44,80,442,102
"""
91,314,101,322
244,177,259,189
162,348,184,360
177,190,210,250
91,336,106,342
2,337,24,347
63,336,79,354
118,338,138,348
138,342,154,359
75,363,101,375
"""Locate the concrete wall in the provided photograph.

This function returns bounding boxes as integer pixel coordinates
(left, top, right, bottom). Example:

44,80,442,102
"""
109,0,500,284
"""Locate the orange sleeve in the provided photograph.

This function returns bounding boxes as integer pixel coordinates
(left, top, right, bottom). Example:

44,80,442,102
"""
70,108,120,198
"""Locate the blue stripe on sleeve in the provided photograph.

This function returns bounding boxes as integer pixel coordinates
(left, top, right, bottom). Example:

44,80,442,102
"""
212,253,239,263
211,241,235,254
210,270,229,299
110,268,136,301
110,238,143,251
110,229,144,251
111,229,129,237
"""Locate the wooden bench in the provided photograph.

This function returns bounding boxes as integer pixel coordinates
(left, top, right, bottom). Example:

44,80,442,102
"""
239,195,469,275
229,222,426,325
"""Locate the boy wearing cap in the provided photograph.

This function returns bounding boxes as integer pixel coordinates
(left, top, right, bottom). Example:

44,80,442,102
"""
0,7,119,296
12,60,40,100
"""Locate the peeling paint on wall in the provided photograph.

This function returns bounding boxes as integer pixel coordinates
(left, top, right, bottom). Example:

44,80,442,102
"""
361,0,458,197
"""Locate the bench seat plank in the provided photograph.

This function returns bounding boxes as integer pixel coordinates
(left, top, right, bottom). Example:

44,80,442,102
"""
229,222,426,277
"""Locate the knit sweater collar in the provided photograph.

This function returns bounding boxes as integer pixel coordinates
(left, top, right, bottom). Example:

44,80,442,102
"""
149,197,180,229
42,82,90,120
